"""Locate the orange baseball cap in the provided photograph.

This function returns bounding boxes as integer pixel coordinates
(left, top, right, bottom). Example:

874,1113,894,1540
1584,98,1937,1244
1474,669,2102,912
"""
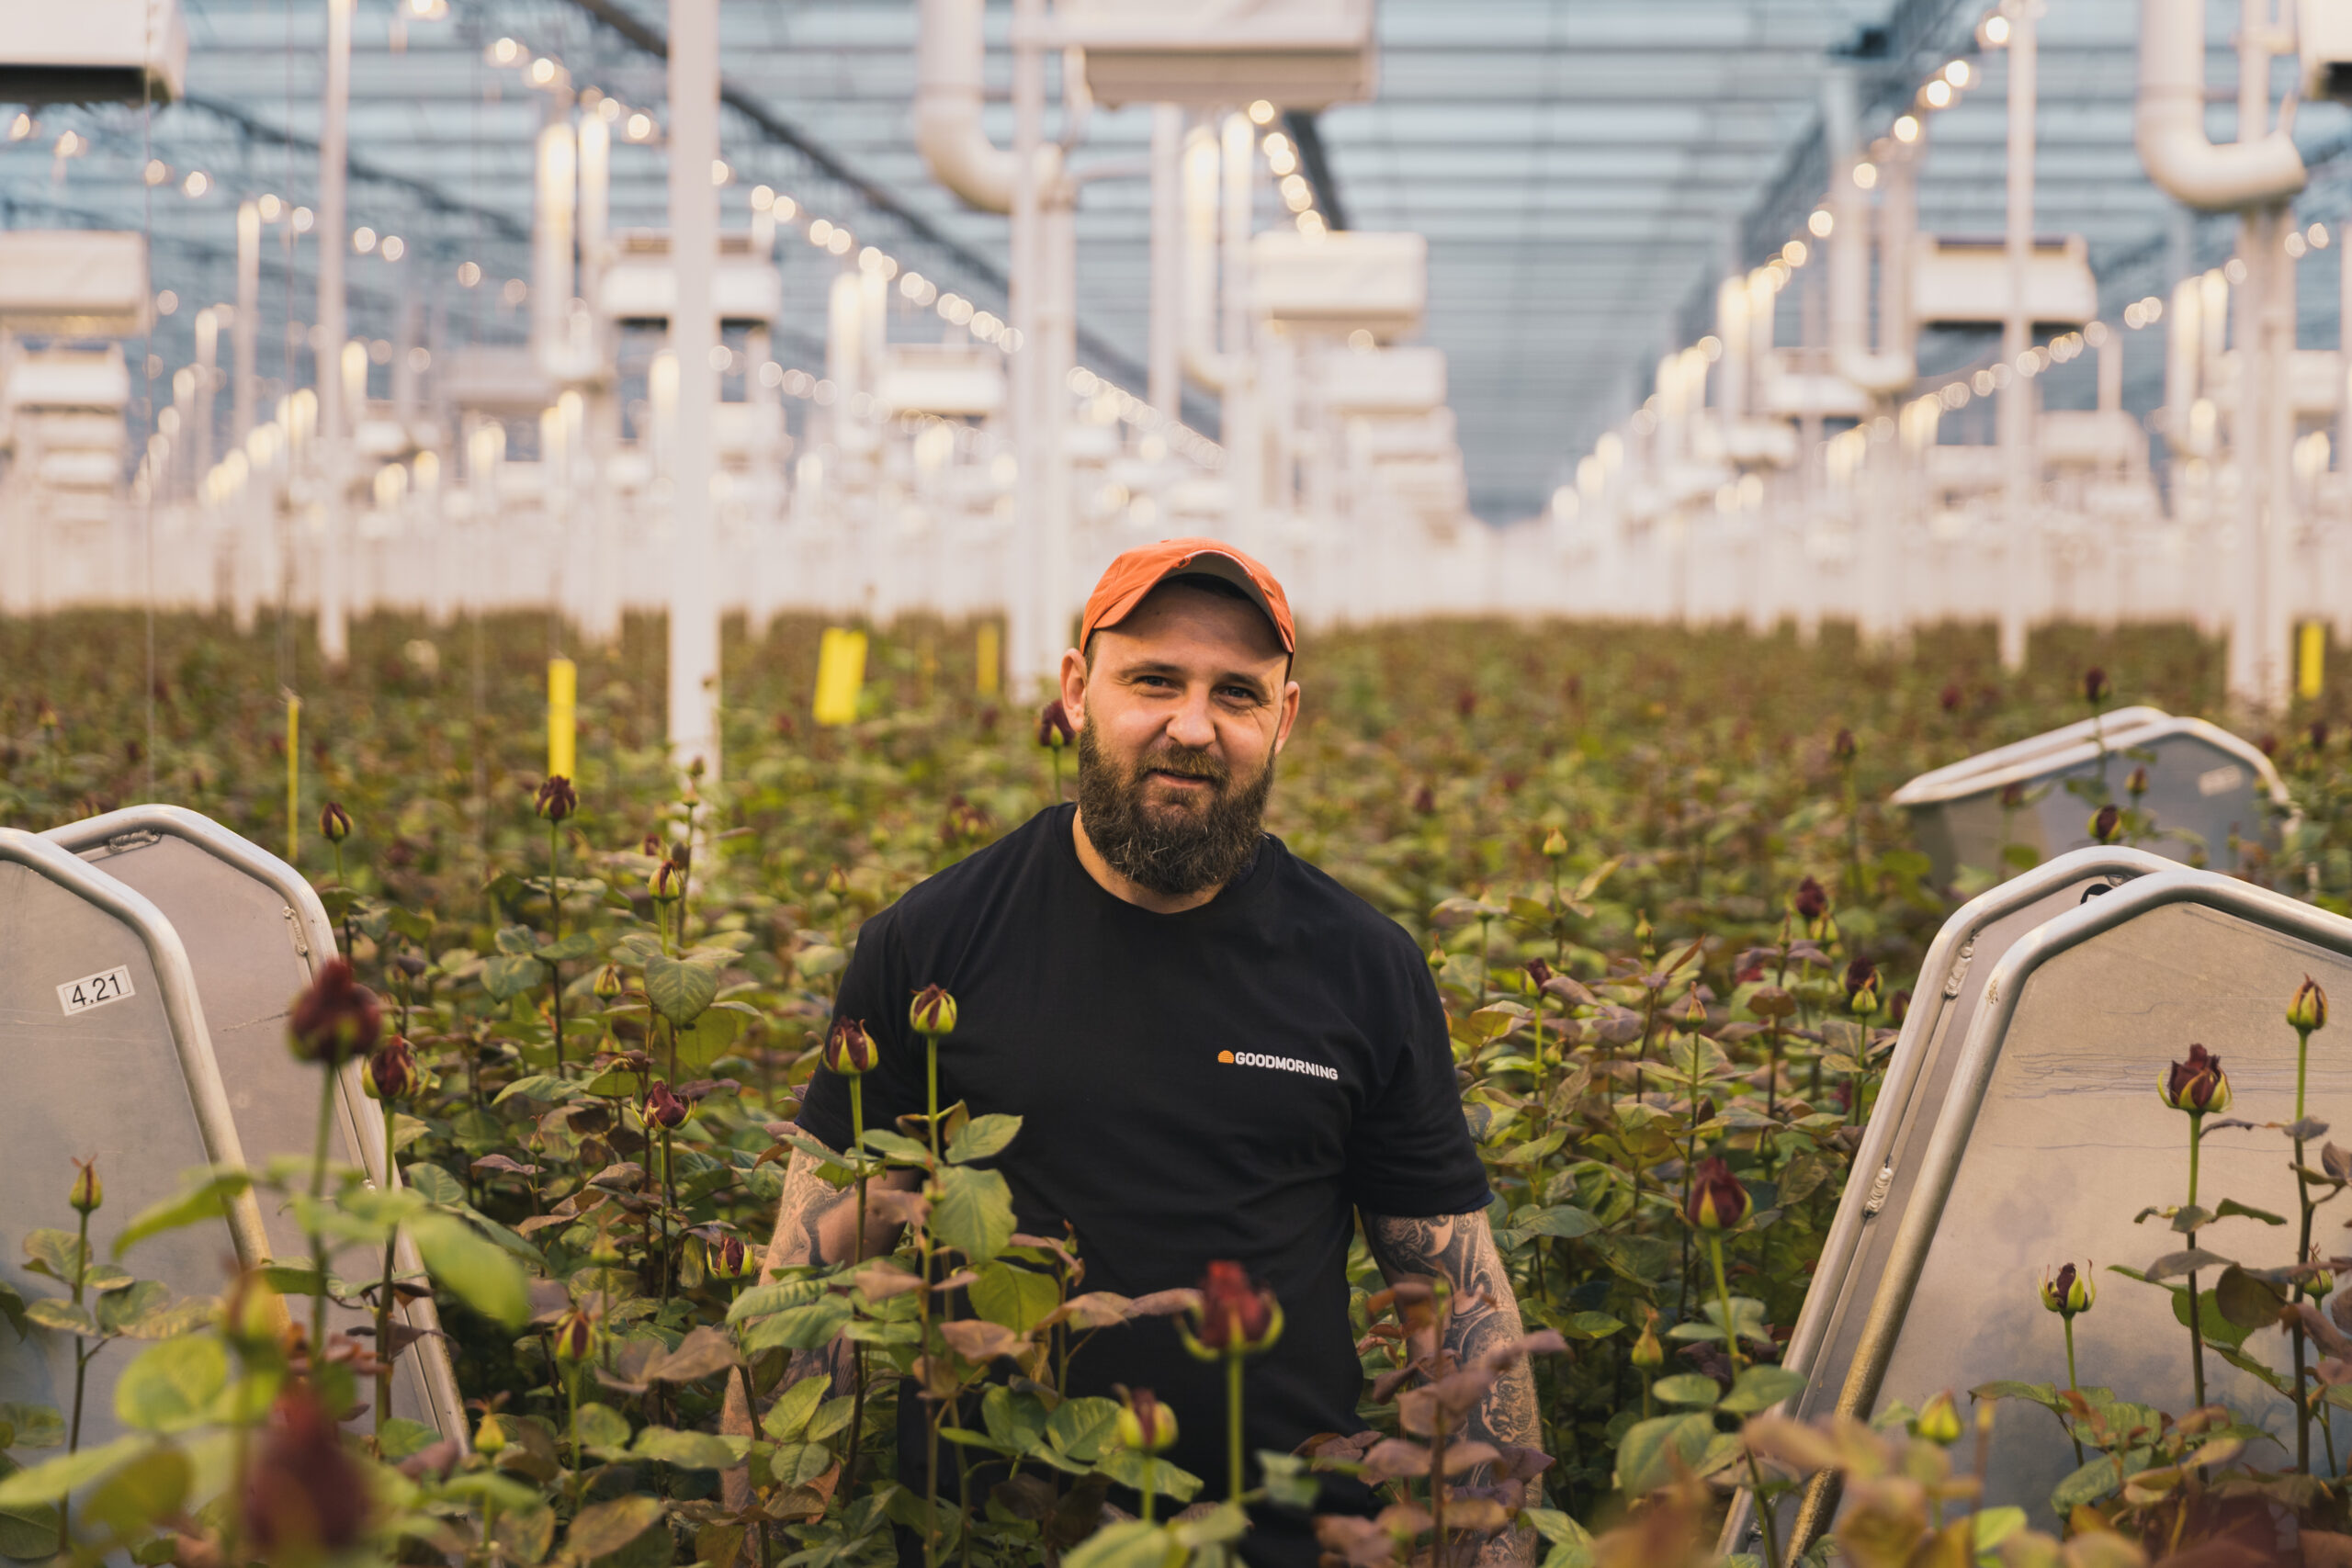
1080,537,1295,654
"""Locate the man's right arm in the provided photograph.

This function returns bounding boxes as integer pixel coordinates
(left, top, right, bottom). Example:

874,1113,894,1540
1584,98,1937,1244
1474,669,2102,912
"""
762,1147,920,1387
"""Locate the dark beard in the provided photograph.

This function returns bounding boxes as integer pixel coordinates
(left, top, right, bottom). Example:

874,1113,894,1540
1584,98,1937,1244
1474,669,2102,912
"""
1075,722,1272,897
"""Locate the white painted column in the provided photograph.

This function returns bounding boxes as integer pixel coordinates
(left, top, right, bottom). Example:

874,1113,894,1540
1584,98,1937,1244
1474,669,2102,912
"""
1997,0,2036,673
1148,104,1182,423
1007,0,1046,690
668,0,722,779
316,0,353,669
233,200,260,445
1221,111,1258,551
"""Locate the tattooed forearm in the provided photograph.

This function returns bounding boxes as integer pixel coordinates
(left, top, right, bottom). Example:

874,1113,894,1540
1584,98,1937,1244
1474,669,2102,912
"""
1363,1209,1540,1459
723,1147,918,1460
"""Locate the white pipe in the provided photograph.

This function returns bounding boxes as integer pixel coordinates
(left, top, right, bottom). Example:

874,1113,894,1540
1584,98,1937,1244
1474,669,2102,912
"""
534,121,576,380
914,0,1061,214
578,111,609,286
1716,276,1748,425
1148,104,1182,419
193,306,217,483
2165,274,2201,442
668,0,721,779
2137,0,2305,209
316,0,351,670
1824,72,1913,394
233,200,258,444
1182,120,1232,393
1998,3,2036,676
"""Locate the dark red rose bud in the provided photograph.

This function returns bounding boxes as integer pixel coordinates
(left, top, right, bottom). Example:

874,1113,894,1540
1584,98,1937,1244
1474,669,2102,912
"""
909,984,958,1037
1183,1260,1283,1357
318,801,353,844
2084,667,2110,705
1686,1156,1750,1232
1793,875,1828,922
549,1306,599,1361
1831,728,1858,762
2159,1043,2232,1114
707,1235,755,1281
288,958,382,1066
243,1386,368,1561
1999,781,2028,809
1939,683,1963,714
1525,958,1555,989
644,1079,688,1130
1036,699,1076,749
535,775,578,823
363,1034,422,1101
822,1019,878,1077
2089,804,2121,845
2312,721,2333,751
1411,784,1436,815
2126,766,2148,798
1842,956,1877,1003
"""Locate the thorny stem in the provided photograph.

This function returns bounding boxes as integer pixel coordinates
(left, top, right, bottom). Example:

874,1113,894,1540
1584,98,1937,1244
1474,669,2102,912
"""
1745,1450,1784,1568
376,1100,398,1447
1227,1349,1246,1504
59,1201,92,1552
566,1363,584,1512
2063,1317,2085,1465
658,1125,676,1310
2295,1021,2316,1472
2187,1113,2208,1411
549,818,565,1078
1710,1235,1744,1376
310,1056,338,1354
925,1032,943,1165
845,1078,869,1487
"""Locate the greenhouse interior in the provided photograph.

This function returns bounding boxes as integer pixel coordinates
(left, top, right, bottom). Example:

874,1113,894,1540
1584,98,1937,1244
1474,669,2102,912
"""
10,0,2352,1565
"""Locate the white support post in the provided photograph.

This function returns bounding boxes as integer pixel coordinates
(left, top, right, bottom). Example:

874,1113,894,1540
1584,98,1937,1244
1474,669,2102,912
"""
316,0,353,669
2225,11,2290,712
667,0,722,780
193,308,218,488
1007,0,1046,691
1997,0,2037,674
1148,104,1182,423
233,200,259,446
1221,111,1258,551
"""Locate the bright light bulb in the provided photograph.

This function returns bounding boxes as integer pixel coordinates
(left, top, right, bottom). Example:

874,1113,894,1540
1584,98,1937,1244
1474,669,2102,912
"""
1923,78,1953,108
1807,209,1834,238
144,159,169,186
1852,163,1878,189
380,235,405,262
711,159,730,186
528,57,557,85
1781,239,1808,267
627,112,652,141
1944,59,1972,87
1983,13,2010,44
258,193,283,221
352,226,377,254
183,171,209,197
1248,100,1277,125
457,261,481,287
1894,114,1921,142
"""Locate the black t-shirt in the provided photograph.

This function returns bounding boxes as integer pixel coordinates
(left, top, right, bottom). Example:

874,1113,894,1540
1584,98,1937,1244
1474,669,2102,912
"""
797,805,1488,1554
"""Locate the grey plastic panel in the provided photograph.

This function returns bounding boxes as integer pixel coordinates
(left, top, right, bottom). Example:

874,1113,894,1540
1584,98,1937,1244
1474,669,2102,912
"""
40,806,467,1444
1717,847,2175,1556
1892,707,2173,805
0,829,271,1453
1893,716,2288,888
1762,871,2352,1547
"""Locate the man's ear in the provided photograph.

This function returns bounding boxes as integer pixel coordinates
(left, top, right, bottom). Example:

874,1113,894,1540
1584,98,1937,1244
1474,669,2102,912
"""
1057,646,1090,727
1272,678,1302,753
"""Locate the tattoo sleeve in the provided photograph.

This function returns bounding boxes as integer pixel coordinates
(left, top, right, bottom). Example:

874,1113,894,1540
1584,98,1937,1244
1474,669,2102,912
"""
720,1148,918,1465
1363,1209,1541,1461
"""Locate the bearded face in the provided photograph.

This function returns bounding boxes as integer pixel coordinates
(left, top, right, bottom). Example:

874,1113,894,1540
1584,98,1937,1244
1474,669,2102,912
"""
1074,716,1273,897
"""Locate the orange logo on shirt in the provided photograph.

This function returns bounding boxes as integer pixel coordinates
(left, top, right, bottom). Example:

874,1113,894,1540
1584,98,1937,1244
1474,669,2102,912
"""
1217,1050,1236,1063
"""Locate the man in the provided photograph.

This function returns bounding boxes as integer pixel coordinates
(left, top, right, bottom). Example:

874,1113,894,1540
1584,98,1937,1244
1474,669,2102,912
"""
758,539,1534,1567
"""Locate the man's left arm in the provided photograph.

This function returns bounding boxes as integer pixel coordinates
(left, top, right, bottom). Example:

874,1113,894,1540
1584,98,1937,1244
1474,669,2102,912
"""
1362,1208,1538,1455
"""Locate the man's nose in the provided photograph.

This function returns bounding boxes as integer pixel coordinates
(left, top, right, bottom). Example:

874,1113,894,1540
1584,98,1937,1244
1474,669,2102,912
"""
1166,687,1218,750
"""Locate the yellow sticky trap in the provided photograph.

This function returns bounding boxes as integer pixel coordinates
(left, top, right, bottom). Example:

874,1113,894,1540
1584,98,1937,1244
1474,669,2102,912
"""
548,657,578,780
2299,621,2326,702
284,693,301,863
813,627,868,727
976,622,1001,699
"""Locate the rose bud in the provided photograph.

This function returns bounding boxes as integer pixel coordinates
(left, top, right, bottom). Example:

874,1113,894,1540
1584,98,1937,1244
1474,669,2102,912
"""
1673,988,1708,1032
1939,683,1963,714
1036,699,1076,750
2290,976,2329,1035
2126,766,2149,799
1634,910,1655,950
642,833,664,858
1685,1156,1750,1233
472,1413,508,1456
1181,1260,1283,1359
318,800,353,844
2040,1262,2095,1318
288,958,383,1066
593,964,625,1000
2312,721,2333,752
535,775,578,823
707,1235,755,1281
648,858,684,904
644,1080,688,1130
69,1157,101,1215
1116,1388,1179,1454
822,1019,878,1077
363,1035,423,1102
2158,1043,2232,1114
910,984,958,1037
2089,805,2121,845
1630,1314,1665,1370
1886,988,1910,1028
1525,957,1554,989
1999,781,2028,810
1913,1392,1963,1446
824,864,852,899
549,1307,599,1362
2084,667,2110,705
1793,875,1828,922
243,1386,368,1560
1541,827,1567,858
1831,728,1858,762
